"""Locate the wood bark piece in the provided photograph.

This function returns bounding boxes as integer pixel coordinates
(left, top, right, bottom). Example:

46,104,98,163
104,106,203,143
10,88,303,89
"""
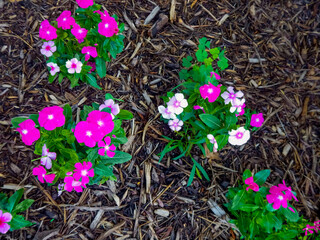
148,14,168,37
144,6,160,25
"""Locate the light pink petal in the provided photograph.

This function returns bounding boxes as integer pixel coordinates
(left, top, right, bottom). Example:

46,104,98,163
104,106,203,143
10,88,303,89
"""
220,91,229,100
1,212,12,222
227,86,234,93
235,91,244,98
47,152,56,160
0,222,11,234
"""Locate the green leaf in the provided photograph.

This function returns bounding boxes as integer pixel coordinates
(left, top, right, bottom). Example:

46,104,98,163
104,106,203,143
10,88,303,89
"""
101,151,132,165
199,114,221,129
105,93,114,100
0,193,8,210
191,157,210,181
182,56,193,68
225,114,238,129
254,193,265,207
239,204,259,212
187,164,197,186
231,189,246,210
196,49,208,62
159,141,178,162
116,109,133,120
215,135,229,150
11,117,28,128
94,164,113,177
179,69,189,80
86,74,102,89
259,212,282,233
279,205,299,222
254,169,270,186
7,189,24,212
29,114,39,126
58,73,64,83
63,104,72,124
12,199,34,214
95,57,106,78
48,74,55,83
9,214,34,231
243,169,252,183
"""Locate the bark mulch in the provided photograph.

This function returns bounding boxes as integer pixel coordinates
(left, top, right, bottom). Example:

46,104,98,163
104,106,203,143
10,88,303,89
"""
0,0,319,239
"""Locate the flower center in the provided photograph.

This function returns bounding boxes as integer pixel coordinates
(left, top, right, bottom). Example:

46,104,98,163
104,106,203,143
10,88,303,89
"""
71,63,77,69
63,18,67,21
51,66,55,71
235,132,243,139
22,129,28,135
79,29,83,33
173,101,180,108
256,118,260,122
97,120,104,126
278,195,284,201
46,31,50,35
81,170,88,176
48,114,54,120
86,131,92,137
87,52,90,55
164,109,171,114
104,145,110,150
229,93,235,99
208,88,213,94
45,46,51,50
105,23,109,28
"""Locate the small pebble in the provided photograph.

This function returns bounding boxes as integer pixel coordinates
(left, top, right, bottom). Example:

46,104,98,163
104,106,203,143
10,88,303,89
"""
154,208,170,217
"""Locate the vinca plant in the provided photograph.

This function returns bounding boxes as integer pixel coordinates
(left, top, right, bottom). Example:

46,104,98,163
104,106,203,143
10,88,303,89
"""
158,37,264,185
225,169,320,240
11,94,132,193
39,0,125,88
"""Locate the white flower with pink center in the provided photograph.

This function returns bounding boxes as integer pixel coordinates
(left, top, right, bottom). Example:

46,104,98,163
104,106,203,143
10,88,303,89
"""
221,86,244,105
66,58,83,74
168,119,183,131
167,93,188,115
228,127,250,146
47,62,60,76
40,41,57,57
207,134,218,152
230,98,245,113
158,105,176,119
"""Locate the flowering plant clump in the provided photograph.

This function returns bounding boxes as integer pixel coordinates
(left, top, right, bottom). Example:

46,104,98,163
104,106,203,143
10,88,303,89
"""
12,94,133,192
158,37,264,185
39,1,125,89
225,169,319,239
0,189,34,234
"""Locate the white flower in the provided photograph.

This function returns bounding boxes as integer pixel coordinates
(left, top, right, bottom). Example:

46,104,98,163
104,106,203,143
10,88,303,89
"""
66,58,83,74
158,105,176,119
168,119,183,131
228,127,250,146
221,86,244,105
167,93,188,115
99,99,120,116
40,41,56,57
230,98,246,113
47,62,60,76
207,134,218,152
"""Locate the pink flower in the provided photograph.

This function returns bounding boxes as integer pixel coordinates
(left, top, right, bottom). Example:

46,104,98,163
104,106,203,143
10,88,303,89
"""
47,62,60,76
81,46,98,61
97,16,119,38
250,113,264,127
40,41,56,57
66,58,83,74
74,121,100,147
64,176,85,192
71,24,88,42
244,177,259,192
230,98,245,113
39,20,57,41
158,105,176,119
266,186,288,210
228,127,250,146
277,180,298,202
32,166,55,183
16,119,40,146
86,110,114,140
167,93,188,115
76,0,94,8
99,99,120,116
207,134,218,152
0,210,12,234
94,10,110,20
235,103,246,117
98,136,116,157
221,86,244,105
38,106,65,131
303,225,316,236
168,119,183,131
210,72,221,80
73,161,94,184
56,10,75,30
40,144,56,169
87,62,96,73
193,105,206,113
199,83,222,103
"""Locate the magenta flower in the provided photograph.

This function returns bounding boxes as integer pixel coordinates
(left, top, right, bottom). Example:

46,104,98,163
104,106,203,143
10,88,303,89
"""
0,210,12,234
87,62,96,73
64,176,85,192
94,10,110,20
277,180,298,202
167,93,188,115
266,186,288,210
193,105,206,113
303,225,316,236
86,110,114,140
221,86,244,105
38,106,65,131
16,119,40,146
32,166,55,183
235,103,246,117
47,62,60,76
40,144,56,169
73,161,94,184
76,0,94,8
81,46,98,61
39,20,57,41
199,83,222,103
99,99,120,116
244,177,259,192
158,105,176,120
250,113,264,127
210,72,221,80
97,16,119,38
168,119,183,131
56,10,75,30
66,58,83,74
74,121,100,147
71,24,88,42
40,41,56,57
207,134,218,152
98,136,116,157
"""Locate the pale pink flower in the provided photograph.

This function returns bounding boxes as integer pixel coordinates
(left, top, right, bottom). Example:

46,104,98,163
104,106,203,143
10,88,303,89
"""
81,46,98,61
230,98,246,113
40,41,56,57
167,93,188,115
56,10,75,30
74,121,100,147
32,166,55,183
97,17,119,38
194,105,206,113
64,176,85,192
99,99,120,116
250,113,264,127
16,119,40,146
207,134,218,152
199,83,222,103
235,103,246,117
38,106,65,131
76,0,94,8
158,105,176,119
210,72,221,80
86,110,114,140
66,58,83,74
40,144,56,169
39,20,57,41
221,86,244,105
47,62,60,76
168,119,183,131
244,177,259,192
0,210,12,234
98,136,116,157
71,24,88,42
73,161,94,184
228,127,250,146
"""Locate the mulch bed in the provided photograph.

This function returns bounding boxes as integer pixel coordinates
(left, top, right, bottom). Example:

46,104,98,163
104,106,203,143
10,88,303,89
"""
0,0,319,239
